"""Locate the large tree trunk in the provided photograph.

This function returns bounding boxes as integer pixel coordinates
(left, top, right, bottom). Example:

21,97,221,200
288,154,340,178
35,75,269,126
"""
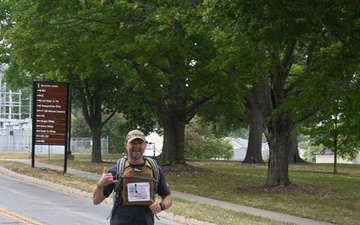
161,115,186,165
243,95,264,164
264,115,292,187
260,43,296,187
91,124,103,163
76,84,111,163
155,79,187,166
154,78,214,165
89,95,103,163
288,134,306,164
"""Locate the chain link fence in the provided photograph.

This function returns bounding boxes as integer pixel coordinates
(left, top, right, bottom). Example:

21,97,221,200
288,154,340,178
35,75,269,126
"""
0,128,108,154
71,137,108,154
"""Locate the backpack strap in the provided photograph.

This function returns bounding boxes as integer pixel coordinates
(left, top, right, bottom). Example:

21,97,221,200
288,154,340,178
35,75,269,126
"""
116,156,127,180
144,156,160,192
111,156,127,205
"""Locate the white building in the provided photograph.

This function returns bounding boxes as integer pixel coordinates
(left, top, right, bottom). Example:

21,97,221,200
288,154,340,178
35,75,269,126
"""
229,137,306,161
314,147,360,164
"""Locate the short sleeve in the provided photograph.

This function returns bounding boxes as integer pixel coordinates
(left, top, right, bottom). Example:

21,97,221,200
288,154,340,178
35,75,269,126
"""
156,166,171,197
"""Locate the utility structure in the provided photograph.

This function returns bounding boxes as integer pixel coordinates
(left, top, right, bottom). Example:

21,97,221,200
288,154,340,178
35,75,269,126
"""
0,76,23,122
0,67,32,152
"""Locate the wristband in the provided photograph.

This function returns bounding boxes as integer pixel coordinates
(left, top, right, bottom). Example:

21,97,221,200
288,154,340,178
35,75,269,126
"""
160,203,165,211
97,183,103,190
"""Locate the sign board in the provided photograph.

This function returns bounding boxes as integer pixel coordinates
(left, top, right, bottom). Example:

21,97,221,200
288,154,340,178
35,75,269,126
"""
32,81,71,172
33,82,70,145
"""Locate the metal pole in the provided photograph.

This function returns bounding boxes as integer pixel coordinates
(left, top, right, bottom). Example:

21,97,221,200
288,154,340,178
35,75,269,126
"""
64,83,71,173
48,145,50,161
307,138,311,162
31,82,37,168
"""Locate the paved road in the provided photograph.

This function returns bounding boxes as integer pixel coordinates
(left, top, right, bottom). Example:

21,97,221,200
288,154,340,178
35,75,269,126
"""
0,173,180,225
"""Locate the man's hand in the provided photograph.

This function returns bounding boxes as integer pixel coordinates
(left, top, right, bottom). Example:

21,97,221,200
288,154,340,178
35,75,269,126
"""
149,199,161,220
97,167,117,189
149,199,162,214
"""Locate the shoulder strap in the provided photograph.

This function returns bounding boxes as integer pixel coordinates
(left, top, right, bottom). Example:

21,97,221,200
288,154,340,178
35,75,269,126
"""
116,156,127,180
112,156,127,205
144,156,159,181
144,156,160,192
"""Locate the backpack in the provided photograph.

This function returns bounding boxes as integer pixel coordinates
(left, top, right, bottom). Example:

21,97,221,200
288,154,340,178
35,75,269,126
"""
113,156,160,206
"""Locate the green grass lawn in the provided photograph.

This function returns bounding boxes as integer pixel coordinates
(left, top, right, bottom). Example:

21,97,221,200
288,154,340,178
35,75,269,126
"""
169,161,360,225
1,153,359,225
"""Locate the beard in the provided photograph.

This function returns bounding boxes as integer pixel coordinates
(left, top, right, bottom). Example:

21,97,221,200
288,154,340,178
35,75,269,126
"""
130,150,143,159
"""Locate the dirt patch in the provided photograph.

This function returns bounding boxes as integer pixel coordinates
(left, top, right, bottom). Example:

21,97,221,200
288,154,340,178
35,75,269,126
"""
235,184,330,195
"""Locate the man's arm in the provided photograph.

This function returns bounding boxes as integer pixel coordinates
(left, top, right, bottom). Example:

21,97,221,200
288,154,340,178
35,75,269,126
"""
160,194,173,210
92,183,106,205
92,167,117,205
157,166,172,210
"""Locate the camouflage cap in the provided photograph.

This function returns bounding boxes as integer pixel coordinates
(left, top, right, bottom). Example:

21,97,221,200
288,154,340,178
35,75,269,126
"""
125,130,146,142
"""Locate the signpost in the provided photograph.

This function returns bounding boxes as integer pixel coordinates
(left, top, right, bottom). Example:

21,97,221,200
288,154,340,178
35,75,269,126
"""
32,82,71,172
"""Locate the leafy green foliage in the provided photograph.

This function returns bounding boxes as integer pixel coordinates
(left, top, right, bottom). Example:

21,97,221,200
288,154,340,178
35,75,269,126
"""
0,0,163,162
185,117,233,159
2,0,360,176
301,100,360,163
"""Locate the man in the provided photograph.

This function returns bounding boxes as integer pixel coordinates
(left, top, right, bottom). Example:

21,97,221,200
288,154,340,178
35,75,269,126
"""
92,129,172,225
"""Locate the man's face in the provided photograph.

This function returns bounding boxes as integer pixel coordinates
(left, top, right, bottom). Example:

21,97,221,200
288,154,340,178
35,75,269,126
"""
125,139,146,160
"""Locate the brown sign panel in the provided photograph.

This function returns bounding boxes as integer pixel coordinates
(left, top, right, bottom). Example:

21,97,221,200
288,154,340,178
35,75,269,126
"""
33,82,70,146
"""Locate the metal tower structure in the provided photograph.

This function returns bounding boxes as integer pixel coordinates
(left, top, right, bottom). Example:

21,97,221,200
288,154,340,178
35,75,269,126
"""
0,66,33,152
0,68,23,128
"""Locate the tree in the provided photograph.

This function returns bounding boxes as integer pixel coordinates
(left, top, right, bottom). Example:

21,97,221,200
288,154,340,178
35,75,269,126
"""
2,0,235,165
209,0,360,186
95,0,238,165
302,91,360,174
1,0,157,162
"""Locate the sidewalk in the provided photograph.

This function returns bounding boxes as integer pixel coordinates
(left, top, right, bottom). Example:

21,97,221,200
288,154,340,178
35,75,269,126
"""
2,159,334,225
